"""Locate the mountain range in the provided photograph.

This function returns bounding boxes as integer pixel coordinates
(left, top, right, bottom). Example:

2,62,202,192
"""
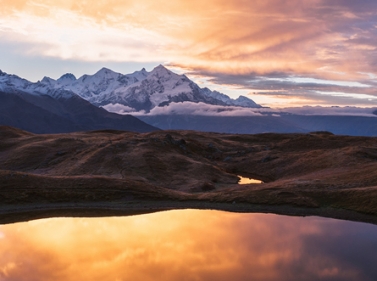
1,66,377,136
0,69,159,133
0,65,261,113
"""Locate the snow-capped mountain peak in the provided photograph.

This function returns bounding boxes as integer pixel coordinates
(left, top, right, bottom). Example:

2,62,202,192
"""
0,65,261,112
150,64,172,77
41,76,56,85
0,70,37,93
94,67,119,77
127,68,149,82
147,65,188,84
233,95,260,107
0,70,77,99
57,73,76,83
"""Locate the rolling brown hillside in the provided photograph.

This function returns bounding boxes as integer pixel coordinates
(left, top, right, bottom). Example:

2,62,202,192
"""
1,126,377,224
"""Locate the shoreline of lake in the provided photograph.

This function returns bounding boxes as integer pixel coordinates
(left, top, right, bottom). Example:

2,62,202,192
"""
1,200,377,226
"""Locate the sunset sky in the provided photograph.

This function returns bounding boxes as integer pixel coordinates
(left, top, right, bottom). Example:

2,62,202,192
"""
0,0,376,107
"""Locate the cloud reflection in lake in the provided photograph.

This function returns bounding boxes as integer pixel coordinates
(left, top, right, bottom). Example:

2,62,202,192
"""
0,210,376,281
238,175,263,184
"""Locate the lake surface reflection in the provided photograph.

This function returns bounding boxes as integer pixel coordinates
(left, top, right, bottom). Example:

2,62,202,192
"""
238,175,263,184
1,210,377,281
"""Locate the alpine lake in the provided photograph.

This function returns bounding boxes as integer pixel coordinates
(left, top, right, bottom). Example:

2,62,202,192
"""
1,209,377,281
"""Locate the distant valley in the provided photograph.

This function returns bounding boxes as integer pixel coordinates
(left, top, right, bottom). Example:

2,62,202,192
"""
139,114,377,136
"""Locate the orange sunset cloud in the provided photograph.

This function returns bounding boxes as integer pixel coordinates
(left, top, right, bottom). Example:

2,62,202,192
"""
0,0,376,106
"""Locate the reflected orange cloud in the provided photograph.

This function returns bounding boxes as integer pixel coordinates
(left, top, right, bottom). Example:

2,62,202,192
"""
0,210,376,281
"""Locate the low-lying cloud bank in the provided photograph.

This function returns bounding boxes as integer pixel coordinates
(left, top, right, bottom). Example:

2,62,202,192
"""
102,102,377,117
103,102,265,117
102,103,136,115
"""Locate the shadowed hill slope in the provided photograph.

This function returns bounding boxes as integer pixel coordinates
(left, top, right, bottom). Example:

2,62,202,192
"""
0,91,159,133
